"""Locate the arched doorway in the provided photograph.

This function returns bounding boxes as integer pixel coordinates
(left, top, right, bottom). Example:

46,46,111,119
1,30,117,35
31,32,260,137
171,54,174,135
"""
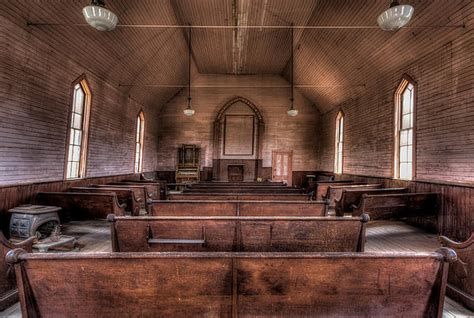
212,97,265,181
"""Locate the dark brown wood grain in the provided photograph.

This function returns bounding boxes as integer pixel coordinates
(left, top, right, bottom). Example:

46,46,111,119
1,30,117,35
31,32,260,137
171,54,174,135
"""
324,183,382,208
335,187,408,214
69,187,140,216
109,182,163,200
440,234,474,311
92,184,149,211
35,192,126,221
8,249,456,317
168,193,311,201
349,192,439,226
149,200,327,216
0,232,34,311
312,180,354,200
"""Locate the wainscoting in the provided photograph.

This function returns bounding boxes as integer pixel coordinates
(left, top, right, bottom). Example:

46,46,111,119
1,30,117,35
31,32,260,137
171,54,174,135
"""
333,173,473,241
0,173,141,235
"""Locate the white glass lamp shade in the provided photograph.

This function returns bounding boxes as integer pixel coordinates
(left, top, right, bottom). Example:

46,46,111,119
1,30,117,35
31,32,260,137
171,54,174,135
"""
377,3,414,31
287,108,298,117
83,5,118,31
183,108,195,116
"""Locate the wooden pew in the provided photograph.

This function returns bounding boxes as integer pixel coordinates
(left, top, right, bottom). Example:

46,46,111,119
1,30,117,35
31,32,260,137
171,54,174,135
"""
109,215,369,253
7,248,456,317
440,234,474,311
35,192,126,220
149,200,328,216
168,193,312,201
324,184,382,208
92,184,149,212
0,231,34,311
121,179,167,199
69,187,140,216
194,181,286,186
109,182,162,200
335,188,408,214
312,180,354,200
348,192,439,220
183,187,303,194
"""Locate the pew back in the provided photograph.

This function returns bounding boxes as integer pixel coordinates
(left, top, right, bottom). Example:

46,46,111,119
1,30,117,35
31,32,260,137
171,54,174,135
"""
91,184,149,211
109,182,162,200
335,188,408,214
35,192,126,220
69,187,140,216
314,180,354,200
149,200,328,216
109,215,368,253
325,184,382,208
351,192,439,220
183,187,303,194
168,193,311,201
8,249,455,317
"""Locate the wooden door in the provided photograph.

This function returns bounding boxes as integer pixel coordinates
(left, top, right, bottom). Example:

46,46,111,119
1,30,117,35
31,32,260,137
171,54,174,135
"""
272,151,292,186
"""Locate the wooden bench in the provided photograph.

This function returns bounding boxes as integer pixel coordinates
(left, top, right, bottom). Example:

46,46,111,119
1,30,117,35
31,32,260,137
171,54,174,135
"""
183,187,303,194
348,192,439,220
109,215,369,253
323,184,382,208
35,192,126,220
0,231,34,311
69,187,140,216
312,180,354,200
92,184,149,212
6,248,456,317
149,200,328,216
109,182,162,200
335,188,408,214
194,181,286,186
121,179,168,199
440,234,474,311
168,193,312,201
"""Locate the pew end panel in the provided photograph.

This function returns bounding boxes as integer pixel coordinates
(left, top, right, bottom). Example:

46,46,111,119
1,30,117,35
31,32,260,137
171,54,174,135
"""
440,234,474,311
108,215,370,253
0,232,35,311
6,249,457,317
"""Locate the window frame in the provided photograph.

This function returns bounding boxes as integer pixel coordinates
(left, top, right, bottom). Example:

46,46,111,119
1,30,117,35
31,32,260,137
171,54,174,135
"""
64,75,92,180
134,110,145,173
393,74,417,180
334,110,344,174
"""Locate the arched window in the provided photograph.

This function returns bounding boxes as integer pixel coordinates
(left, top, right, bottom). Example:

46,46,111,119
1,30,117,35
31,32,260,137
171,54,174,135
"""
65,76,91,179
334,111,344,174
394,76,416,180
134,111,145,173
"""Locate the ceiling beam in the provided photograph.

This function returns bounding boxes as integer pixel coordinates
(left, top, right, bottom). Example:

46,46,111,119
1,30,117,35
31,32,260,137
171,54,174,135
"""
118,84,366,88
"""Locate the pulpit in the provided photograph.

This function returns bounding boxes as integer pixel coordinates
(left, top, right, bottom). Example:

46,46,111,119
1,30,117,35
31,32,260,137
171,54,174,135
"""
175,144,200,183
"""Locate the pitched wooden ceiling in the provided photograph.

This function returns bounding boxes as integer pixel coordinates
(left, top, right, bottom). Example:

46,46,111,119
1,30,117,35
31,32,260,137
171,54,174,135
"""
2,0,471,113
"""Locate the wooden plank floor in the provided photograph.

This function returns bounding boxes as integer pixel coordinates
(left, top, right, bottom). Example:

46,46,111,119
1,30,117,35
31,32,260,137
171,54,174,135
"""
1,220,473,317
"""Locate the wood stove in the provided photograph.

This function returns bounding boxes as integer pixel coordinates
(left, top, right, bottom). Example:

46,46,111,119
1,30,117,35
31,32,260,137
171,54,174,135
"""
8,205,61,240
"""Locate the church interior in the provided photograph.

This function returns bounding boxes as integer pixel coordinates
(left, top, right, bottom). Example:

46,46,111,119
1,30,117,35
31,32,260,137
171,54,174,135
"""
0,0,473,317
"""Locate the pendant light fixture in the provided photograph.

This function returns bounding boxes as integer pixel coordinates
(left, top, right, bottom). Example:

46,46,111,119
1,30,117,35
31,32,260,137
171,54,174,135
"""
377,1,414,31
287,24,298,117
183,25,195,117
83,0,118,31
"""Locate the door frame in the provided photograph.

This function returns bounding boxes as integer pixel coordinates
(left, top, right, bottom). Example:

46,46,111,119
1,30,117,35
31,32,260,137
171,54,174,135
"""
271,150,293,186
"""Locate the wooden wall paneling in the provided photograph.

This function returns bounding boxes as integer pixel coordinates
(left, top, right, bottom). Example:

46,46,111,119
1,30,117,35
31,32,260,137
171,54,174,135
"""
0,174,139,236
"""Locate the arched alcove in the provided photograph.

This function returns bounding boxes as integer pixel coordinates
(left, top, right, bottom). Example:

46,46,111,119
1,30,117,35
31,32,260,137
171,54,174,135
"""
212,97,265,181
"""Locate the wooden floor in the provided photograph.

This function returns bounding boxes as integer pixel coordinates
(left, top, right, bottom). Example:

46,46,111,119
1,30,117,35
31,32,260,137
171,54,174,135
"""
1,220,473,317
